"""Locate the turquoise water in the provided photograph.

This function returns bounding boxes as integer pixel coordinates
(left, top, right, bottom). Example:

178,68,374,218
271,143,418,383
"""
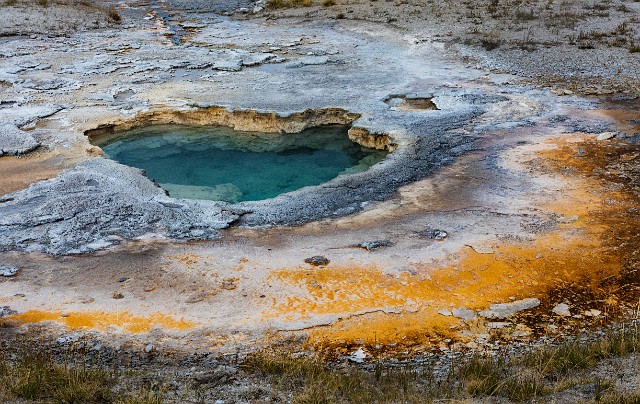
98,125,387,202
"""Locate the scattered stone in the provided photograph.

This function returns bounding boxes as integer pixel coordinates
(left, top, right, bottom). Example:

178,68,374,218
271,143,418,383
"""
112,293,124,299
354,240,393,251
511,325,532,337
286,55,330,68
596,132,617,141
0,265,19,277
304,256,330,266
437,309,452,317
478,298,540,319
418,228,448,240
117,276,129,283
551,88,573,96
0,306,17,317
487,322,510,329
21,77,79,91
144,344,154,353
552,303,571,317
193,368,238,386
348,347,367,363
584,309,601,317
56,333,80,344
452,306,476,321
212,59,243,72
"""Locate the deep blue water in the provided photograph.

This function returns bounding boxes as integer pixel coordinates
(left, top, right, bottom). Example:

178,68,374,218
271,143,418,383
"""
98,125,386,202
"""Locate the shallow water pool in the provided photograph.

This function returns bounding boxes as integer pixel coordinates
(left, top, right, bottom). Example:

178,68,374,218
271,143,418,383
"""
97,125,387,202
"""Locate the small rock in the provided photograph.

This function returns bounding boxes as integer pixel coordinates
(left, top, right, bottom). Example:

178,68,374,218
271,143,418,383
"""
56,333,80,344
552,303,571,317
348,347,366,363
117,276,129,283
354,240,393,250
512,329,532,338
479,298,540,319
79,297,95,304
551,88,574,96
112,293,124,299
597,132,617,141
144,344,154,353
0,306,17,317
193,368,238,386
584,309,601,317
487,322,510,329
418,228,448,240
452,307,476,321
304,256,330,266
0,265,19,277
438,309,452,317
143,284,156,292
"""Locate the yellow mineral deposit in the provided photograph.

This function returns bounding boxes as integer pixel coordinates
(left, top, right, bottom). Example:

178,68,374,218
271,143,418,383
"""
9,310,195,333
267,134,637,348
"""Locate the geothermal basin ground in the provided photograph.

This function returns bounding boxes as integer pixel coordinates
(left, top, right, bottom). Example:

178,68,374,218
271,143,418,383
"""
0,0,639,401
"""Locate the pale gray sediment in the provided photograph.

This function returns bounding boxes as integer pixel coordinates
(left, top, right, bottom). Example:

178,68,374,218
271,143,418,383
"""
0,124,40,156
0,6,607,255
0,158,239,255
0,99,485,254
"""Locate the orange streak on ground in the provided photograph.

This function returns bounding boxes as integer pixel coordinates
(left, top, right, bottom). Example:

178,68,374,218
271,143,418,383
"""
9,310,196,333
268,232,618,344
266,135,632,346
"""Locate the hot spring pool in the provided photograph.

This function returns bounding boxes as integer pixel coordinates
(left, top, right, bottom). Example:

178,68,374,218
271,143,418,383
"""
96,125,387,203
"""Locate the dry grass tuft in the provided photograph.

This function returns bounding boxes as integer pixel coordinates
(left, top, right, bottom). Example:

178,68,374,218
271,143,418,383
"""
267,0,313,9
0,351,163,403
243,326,640,402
